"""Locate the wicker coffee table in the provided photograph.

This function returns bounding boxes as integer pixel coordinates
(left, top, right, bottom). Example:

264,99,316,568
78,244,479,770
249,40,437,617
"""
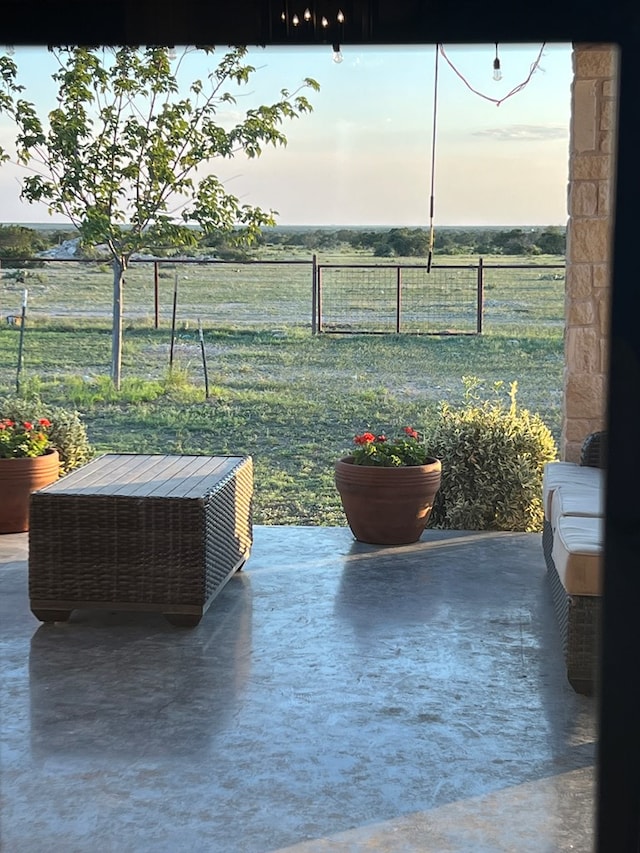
28,453,253,627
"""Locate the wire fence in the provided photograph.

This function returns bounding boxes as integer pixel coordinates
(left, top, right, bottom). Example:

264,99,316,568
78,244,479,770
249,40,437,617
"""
0,256,565,334
481,263,565,329
317,263,481,334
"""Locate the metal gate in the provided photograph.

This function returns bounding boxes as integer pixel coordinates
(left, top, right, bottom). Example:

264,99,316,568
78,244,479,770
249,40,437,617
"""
316,262,483,334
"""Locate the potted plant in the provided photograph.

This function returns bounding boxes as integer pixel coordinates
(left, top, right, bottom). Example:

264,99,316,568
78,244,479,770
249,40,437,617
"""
0,416,59,533
0,398,93,533
334,427,442,546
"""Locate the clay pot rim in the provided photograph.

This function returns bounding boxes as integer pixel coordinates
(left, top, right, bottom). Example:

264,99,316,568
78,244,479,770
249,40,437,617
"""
0,448,59,462
336,454,441,469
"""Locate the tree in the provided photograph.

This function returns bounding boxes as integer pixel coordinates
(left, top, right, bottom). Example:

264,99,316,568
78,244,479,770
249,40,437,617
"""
0,224,47,267
491,228,532,255
0,46,319,387
386,228,429,257
535,227,565,255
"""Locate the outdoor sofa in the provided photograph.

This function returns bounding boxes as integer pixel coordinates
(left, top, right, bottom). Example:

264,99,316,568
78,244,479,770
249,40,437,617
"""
542,431,606,694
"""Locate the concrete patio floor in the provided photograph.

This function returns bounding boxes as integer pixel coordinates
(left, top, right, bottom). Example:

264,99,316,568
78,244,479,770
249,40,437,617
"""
0,526,596,852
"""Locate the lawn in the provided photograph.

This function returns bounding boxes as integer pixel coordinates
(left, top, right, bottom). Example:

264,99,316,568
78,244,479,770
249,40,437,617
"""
0,250,564,525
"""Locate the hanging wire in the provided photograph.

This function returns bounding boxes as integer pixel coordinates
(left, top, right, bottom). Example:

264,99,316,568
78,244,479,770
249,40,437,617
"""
439,42,546,107
427,44,439,273
425,42,545,272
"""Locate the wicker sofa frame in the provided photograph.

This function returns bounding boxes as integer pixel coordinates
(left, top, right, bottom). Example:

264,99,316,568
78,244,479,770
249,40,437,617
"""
542,431,605,695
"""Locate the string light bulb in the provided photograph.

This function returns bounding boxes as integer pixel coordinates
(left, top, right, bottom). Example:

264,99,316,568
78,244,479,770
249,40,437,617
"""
279,7,346,47
493,43,502,81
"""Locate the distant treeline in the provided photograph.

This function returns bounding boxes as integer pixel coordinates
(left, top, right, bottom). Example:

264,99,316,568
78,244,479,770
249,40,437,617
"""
0,223,566,266
0,225,53,267
257,226,566,256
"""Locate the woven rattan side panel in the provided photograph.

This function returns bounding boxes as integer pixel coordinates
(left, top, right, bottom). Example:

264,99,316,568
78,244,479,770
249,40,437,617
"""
542,520,554,570
545,542,600,693
580,431,607,468
203,457,253,602
565,596,601,689
29,493,207,605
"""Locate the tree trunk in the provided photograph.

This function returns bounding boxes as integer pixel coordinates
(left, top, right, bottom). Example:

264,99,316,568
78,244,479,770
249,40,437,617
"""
111,257,126,390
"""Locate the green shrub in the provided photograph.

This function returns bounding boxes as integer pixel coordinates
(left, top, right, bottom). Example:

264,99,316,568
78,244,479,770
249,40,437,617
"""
46,406,94,474
0,395,94,476
427,378,558,532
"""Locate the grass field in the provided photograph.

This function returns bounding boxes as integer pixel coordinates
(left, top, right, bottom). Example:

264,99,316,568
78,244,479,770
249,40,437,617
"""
0,248,565,526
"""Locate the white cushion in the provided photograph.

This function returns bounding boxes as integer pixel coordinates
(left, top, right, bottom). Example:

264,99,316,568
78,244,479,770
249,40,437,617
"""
550,481,604,532
552,515,603,596
542,461,603,521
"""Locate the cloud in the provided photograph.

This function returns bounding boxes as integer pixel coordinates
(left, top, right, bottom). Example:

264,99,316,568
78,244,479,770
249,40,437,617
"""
472,124,568,141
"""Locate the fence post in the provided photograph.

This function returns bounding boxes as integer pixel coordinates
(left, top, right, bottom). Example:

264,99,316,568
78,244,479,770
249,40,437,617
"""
396,266,402,333
154,262,159,329
311,254,317,334
15,289,27,393
477,257,484,334
198,318,209,398
169,273,178,369
317,265,323,333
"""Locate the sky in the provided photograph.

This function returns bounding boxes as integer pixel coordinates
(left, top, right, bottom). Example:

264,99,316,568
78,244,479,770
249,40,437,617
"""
0,43,573,227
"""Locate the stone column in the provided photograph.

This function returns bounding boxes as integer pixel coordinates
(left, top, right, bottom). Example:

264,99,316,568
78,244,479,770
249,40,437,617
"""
563,44,618,461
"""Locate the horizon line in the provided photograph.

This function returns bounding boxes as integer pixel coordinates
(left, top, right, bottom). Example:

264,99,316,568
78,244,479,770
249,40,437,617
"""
0,221,568,229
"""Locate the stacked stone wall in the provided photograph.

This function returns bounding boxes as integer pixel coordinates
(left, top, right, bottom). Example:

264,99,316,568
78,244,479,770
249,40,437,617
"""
563,44,618,461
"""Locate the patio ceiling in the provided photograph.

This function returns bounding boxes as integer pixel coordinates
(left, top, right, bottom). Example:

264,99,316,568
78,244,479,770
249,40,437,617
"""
1,0,637,45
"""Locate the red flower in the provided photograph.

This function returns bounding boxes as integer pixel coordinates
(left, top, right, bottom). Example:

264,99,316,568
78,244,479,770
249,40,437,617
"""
348,426,431,467
354,432,376,445
23,421,33,431
38,418,52,428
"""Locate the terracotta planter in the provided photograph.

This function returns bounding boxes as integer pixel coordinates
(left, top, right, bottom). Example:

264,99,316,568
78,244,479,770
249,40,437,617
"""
0,449,60,534
334,455,442,546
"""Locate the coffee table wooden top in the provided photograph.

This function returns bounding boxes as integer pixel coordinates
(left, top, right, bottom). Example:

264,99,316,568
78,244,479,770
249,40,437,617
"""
38,453,248,500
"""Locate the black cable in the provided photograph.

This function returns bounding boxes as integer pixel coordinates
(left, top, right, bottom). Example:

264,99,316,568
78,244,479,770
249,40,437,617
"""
427,44,439,273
